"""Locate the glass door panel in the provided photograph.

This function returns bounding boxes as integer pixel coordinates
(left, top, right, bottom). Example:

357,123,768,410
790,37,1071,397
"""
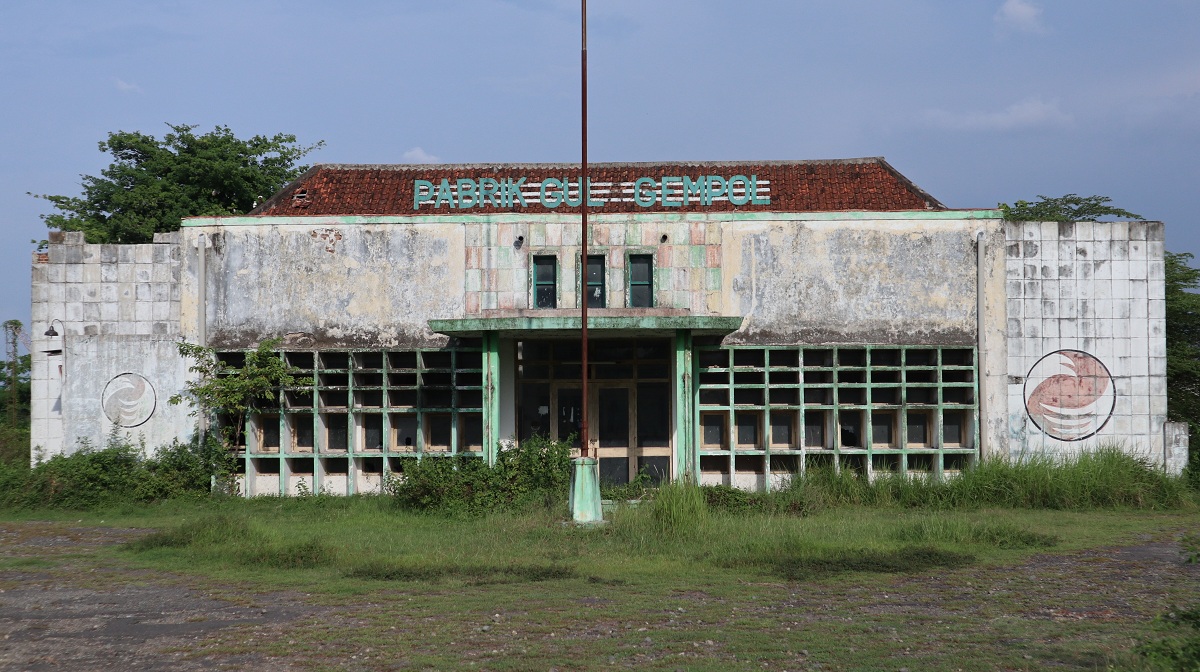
599,387,630,448
557,387,582,448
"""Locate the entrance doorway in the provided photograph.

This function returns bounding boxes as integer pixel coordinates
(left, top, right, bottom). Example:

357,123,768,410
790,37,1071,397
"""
517,339,672,485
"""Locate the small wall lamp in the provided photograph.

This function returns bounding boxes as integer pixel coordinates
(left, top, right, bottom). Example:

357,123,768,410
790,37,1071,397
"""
44,319,64,338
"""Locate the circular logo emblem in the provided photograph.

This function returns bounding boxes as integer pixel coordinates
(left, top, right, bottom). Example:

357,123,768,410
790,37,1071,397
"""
102,373,156,428
1023,350,1115,442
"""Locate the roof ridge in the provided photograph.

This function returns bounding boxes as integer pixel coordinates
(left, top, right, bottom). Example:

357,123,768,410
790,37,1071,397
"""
306,157,888,171
249,158,945,216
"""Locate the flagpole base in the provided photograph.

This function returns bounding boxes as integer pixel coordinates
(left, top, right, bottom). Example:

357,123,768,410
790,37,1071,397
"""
569,456,604,524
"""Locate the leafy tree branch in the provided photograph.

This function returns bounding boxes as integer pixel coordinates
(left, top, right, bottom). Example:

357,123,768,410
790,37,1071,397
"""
32,123,323,244
1000,194,1144,222
169,338,311,453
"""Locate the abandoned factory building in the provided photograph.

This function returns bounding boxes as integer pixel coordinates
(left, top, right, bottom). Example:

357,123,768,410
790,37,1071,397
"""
29,158,1186,496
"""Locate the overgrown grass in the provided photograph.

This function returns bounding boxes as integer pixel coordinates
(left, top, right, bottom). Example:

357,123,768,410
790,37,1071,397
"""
888,514,1060,548
697,447,1194,515
1,500,1189,672
97,491,1134,593
130,512,337,569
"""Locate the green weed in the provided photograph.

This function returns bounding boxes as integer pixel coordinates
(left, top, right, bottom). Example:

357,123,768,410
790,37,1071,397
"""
127,511,336,569
648,479,708,537
240,538,336,569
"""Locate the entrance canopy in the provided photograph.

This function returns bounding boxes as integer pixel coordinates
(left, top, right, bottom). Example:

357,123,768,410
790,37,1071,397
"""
430,315,743,339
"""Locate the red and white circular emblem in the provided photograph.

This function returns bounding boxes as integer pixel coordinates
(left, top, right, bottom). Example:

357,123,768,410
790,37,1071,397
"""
1023,350,1115,442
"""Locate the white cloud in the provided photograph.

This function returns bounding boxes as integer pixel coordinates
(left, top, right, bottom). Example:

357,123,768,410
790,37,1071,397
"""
924,98,1073,132
114,77,142,93
994,0,1045,34
401,147,439,163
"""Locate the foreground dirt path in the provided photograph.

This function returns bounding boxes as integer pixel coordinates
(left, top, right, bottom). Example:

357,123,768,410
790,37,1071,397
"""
0,524,325,671
0,520,1197,671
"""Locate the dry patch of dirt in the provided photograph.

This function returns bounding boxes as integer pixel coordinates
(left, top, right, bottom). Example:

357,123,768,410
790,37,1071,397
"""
0,523,323,671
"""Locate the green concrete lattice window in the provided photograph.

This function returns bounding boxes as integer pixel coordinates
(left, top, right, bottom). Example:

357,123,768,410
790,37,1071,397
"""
694,342,978,481
533,256,557,308
219,341,488,496
628,254,653,307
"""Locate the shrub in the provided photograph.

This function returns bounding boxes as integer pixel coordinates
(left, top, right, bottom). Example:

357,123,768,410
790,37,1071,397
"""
0,434,227,510
388,435,572,515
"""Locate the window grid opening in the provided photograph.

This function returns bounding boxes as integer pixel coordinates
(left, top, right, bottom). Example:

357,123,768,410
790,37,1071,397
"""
223,343,488,494
694,344,977,480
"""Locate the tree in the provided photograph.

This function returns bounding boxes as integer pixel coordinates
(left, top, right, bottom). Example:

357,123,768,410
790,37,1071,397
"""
32,124,323,244
999,194,1144,222
169,338,311,453
0,320,31,466
1165,252,1200,453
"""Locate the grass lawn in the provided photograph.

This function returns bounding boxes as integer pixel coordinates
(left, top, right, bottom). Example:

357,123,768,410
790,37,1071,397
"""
2,497,1197,671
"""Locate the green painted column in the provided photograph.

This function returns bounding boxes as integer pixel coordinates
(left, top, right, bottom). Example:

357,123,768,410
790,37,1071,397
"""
673,329,697,482
484,331,501,466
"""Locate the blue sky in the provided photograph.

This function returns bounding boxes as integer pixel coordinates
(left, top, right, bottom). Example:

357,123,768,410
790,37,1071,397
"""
2,0,1199,344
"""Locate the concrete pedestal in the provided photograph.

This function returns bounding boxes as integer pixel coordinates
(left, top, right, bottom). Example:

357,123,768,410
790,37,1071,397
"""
570,457,603,524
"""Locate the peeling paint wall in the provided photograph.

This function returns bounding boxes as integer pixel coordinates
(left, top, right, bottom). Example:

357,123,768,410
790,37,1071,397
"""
188,224,465,350
722,220,983,345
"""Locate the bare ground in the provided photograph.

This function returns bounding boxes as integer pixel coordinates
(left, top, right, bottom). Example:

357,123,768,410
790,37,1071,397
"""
0,524,324,671
0,521,1197,671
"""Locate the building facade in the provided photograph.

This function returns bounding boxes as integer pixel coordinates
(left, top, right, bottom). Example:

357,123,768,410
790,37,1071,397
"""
29,159,1187,495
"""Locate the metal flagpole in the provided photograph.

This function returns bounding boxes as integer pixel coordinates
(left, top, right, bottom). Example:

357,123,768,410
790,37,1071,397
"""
568,0,602,524
579,0,589,459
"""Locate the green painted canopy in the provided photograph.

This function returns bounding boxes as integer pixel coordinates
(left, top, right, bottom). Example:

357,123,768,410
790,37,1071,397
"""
430,315,743,338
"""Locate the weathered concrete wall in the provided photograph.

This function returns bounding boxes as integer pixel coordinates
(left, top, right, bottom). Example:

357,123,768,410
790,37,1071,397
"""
32,213,1165,474
59,337,192,451
1164,421,1189,475
1004,221,1168,463
185,223,466,349
30,231,192,458
721,219,985,345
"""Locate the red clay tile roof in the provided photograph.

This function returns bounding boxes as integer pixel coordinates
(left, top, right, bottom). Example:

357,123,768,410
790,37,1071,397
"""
250,158,944,216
